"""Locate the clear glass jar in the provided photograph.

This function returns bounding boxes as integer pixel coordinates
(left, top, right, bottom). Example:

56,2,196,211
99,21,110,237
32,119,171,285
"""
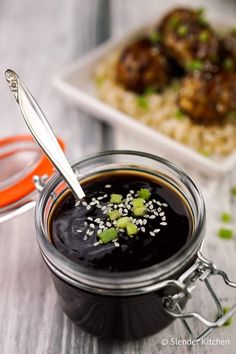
34,151,235,341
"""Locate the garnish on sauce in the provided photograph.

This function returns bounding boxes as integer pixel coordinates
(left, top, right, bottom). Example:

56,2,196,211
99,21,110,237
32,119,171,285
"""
223,307,233,326
218,228,233,240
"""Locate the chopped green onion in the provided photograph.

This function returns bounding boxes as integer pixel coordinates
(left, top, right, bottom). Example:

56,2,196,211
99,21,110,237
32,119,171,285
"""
117,217,130,229
95,77,104,86
198,149,211,157
108,210,120,220
132,198,145,208
223,307,233,326
138,188,151,200
175,109,185,120
221,212,232,223
133,206,147,217
223,57,235,71
226,110,236,121
218,228,233,240
110,194,123,204
177,24,188,37
196,8,208,25
199,30,209,42
137,95,149,110
231,186,236,196
98,228,118,244
149,31,162,44
185,60,204,72
144,87,155,95
169,15,180,29
126,222,138,236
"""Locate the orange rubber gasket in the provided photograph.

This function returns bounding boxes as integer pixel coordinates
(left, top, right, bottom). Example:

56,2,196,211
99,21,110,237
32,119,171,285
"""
0,135,65,208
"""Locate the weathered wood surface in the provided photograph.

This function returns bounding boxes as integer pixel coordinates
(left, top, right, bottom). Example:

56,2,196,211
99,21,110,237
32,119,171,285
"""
0,1,236,353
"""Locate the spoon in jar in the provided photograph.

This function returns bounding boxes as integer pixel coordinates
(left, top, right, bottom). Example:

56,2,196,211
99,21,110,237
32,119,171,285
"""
5,69,85,200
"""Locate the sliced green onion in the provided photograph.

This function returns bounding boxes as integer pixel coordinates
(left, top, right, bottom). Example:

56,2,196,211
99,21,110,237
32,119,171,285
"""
132,198,145,208
218,228,233,240
133,206,147,217
98,228,118,244
138,188,151,200
149,31,162,44
95,77,105,86
199,30,209,42
221,212,232,223
137,95,149,110
223,307,233,326
223,57,235,71
175,109,185,120
117,217,130,229
169,15,180,29
108,210,120,220
177,24,188,37
185,60,204,72
231,186,236,196
126,222,138,236
110,194,123,204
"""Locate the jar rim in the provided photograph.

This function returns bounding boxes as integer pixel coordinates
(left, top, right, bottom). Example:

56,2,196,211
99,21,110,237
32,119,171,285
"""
35,150,206,295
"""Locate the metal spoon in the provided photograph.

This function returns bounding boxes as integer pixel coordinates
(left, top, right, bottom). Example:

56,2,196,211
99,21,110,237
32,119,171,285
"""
5,69,85,200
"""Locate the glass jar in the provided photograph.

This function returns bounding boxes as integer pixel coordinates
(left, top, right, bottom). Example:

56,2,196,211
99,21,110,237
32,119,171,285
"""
35,151,236,341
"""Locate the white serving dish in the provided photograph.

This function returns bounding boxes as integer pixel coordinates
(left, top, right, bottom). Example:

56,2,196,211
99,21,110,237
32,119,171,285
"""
54,16,236,178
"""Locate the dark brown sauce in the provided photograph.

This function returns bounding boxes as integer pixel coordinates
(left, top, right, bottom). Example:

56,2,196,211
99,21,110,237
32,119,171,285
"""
49,171,193,272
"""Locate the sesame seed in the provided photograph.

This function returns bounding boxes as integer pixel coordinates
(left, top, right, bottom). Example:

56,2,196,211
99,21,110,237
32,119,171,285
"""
139,219,143,225
105,184,111,188
99,225,105,229
103,194,108,198
127,205,132,210
119,208,123,214
75,201,80,206
149,215,156,219
76,229,82,233
88,217,93,221
141,227,146,232
149,205,154,210
160,212,165,216
158,207,162,212
101,206,107,211
82,201,87,206
86,205,91,210
90,224,95,229
143,219,147,225
114,242,120,247
130,190,134,194
154,229,160,233
90,201,97,206
113,220,118,225
162,216,166,221
97,205,102,209
98,196,105,200
124,209,128,213
150,231,155,237
86,229,90,235
84,235,88,240
95,218,100,223
154,212,159,216
93,241,100,246
106,222,112,227
162,203,168,207
157,201,162,206
118,203,124,207
120,229,125,233
88,231,94,236
160,222,167,226
113,205,118,209
84,221,88,226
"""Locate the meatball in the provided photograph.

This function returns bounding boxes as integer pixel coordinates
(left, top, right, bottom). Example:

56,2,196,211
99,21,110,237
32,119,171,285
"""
178,72,236,124
159,8,220,69
116,38,170,93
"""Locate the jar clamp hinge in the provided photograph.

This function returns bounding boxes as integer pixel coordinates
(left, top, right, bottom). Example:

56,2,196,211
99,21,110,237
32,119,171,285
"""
162,252,236,342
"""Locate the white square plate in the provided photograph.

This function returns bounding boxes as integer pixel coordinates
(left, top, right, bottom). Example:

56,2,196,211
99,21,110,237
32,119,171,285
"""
54,16,236,178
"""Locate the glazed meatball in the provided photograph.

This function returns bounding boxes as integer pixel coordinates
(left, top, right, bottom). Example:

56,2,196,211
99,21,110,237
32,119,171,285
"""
116,38,170,93
159,8,220,69
178,72,236,124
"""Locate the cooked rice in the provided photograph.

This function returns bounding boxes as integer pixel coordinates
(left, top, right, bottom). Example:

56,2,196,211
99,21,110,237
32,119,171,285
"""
94,50,236,156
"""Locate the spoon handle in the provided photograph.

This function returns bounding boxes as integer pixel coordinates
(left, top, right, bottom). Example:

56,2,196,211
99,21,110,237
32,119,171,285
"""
5,69,85,200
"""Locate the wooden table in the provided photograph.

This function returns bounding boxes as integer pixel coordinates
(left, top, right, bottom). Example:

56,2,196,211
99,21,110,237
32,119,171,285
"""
1,1,236,353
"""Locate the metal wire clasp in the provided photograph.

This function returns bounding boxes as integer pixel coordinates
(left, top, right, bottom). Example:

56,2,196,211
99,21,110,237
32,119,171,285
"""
162,252,236,341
